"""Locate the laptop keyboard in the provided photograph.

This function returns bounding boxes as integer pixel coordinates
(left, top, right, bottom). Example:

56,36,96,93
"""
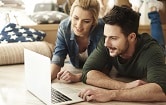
51,87,72,104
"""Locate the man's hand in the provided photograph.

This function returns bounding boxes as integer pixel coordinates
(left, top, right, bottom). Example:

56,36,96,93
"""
78,88,115,102
79,83,166,102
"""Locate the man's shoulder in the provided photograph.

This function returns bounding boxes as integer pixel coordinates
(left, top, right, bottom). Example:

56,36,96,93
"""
139,33,152,38
137,33,163,55
138,33,157,45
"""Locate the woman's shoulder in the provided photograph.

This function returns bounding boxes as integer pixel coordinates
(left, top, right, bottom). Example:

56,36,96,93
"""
59,17,71,27
97,18,105,26
58,17,72,34
92,18,104,33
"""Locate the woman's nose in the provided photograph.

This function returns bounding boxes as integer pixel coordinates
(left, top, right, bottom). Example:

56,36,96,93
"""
76,20,82,28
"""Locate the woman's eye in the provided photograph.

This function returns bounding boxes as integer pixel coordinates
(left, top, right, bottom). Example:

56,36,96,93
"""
74,17,79,20
84,21,90,23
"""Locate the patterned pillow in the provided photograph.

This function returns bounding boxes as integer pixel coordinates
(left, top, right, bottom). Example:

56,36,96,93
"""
0,23,46,44
30,11,69,24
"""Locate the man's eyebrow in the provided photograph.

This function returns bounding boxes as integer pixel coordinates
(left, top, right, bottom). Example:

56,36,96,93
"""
103,34,117,37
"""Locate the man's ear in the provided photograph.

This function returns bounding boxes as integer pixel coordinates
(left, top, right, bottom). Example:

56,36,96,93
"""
128,32,136,41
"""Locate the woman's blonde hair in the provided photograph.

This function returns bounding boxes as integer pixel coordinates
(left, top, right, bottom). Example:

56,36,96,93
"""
70,0,100,27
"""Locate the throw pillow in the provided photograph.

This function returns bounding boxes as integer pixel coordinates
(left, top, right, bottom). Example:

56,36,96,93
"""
30,11,69,24
0,23,46,43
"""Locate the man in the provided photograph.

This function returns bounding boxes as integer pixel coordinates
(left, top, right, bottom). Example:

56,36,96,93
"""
79,5,166,102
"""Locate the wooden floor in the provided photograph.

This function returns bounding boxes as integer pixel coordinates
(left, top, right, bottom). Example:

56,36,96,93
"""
0,64,166,105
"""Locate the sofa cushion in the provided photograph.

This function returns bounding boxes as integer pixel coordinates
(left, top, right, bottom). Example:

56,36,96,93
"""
30,11,68,24
33,3,58,12
0,41,54,65
0,23,46,44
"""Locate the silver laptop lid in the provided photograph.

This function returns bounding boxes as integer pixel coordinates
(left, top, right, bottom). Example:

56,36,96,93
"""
24,48,51,105
24,49,83,105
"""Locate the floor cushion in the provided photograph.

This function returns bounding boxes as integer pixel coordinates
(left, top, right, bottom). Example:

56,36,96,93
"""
0,41,54,65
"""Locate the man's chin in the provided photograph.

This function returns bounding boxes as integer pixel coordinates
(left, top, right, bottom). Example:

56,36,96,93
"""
109,53,117,57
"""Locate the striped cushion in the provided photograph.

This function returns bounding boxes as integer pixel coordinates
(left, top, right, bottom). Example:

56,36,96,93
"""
0,41,54,65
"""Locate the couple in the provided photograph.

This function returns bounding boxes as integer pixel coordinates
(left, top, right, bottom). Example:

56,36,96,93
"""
51,0,166,102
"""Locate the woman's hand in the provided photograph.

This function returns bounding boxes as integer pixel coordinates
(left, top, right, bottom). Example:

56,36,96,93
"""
57,70,81,83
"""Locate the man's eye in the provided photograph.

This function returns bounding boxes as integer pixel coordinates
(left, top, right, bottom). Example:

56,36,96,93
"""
111,37,117,40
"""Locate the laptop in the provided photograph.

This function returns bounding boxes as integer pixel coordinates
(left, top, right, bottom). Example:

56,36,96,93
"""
24,49,83,105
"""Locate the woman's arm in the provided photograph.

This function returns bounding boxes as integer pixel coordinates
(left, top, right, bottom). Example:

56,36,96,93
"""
51,63,61,81
51,19,69,81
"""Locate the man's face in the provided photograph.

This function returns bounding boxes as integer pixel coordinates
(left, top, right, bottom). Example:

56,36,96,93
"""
104,24,129,57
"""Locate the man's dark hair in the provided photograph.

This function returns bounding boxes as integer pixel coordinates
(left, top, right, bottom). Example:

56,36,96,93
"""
103,5,140,37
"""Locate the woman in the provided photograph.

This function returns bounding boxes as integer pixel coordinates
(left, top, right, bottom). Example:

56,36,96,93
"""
51,0,104,82
148,0,165,50
129,0,165,50
97,0,115,18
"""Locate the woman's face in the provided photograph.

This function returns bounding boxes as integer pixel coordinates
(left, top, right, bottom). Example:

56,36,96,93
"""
71,6,94,37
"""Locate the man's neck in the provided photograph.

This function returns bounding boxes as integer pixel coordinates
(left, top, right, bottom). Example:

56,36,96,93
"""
120,38,137,60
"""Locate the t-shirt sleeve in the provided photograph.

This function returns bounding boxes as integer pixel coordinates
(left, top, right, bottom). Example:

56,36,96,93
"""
81,36,112,83
147,65,166,94
146,45,166,94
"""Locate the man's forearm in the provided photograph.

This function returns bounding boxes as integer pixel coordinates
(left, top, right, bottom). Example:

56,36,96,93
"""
112,83,166,102
86,70,126,89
